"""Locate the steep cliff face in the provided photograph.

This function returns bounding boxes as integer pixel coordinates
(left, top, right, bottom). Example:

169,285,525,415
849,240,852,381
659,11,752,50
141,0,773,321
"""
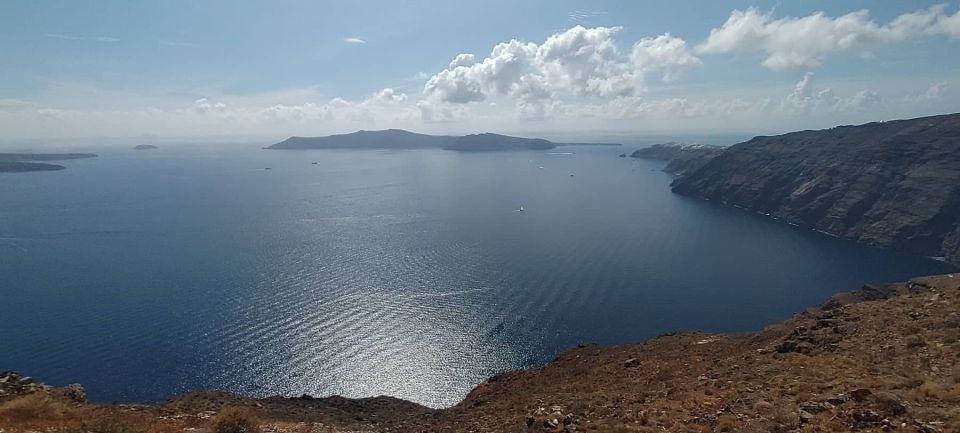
671,113,960,264
630,142,724,177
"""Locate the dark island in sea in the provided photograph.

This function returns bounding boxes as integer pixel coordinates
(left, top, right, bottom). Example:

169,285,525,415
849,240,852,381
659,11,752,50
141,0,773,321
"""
0,153,98,173
3,274,958,431
631,113,960,266
265,129,619,151
266,129,458,150
133,144,158,150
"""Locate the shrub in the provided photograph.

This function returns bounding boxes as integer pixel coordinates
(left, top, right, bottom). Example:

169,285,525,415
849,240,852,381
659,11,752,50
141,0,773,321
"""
211,407,260,433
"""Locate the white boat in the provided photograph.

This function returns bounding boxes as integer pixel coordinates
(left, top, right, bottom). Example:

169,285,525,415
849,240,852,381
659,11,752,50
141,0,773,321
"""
518,206,524,212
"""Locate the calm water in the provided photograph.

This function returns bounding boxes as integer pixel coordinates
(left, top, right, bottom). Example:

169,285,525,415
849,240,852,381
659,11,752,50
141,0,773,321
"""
0,145,954,407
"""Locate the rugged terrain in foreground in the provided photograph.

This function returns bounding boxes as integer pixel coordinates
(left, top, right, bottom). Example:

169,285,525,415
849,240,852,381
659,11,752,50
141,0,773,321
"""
3,274,959,432
669,113,960,265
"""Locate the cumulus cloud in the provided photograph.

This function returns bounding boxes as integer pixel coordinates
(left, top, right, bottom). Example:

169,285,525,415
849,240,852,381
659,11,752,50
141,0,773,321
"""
190,98,227,114
423,25,701,105
782,72,881,113
631,34,702,82
698,5,960,70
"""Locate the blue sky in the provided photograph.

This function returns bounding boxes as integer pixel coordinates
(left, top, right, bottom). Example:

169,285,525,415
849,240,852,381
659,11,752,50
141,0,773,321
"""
1,1,959,141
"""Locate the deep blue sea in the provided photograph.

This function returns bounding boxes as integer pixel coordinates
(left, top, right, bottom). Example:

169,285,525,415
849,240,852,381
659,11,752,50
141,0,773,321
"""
0,144,954,407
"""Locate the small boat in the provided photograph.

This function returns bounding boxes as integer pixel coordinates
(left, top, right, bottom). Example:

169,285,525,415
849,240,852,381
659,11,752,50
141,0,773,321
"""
518,206,524,212
264,167,272,170
311,162,318,165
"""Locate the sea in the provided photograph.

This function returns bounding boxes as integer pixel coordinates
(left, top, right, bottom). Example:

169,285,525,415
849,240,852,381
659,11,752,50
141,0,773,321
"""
0,144,953,407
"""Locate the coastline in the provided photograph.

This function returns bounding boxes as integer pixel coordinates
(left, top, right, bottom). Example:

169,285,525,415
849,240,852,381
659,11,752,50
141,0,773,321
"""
4,273,958,432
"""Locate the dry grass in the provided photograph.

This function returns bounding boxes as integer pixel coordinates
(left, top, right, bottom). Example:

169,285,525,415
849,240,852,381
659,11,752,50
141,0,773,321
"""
0,393,76,429
210,407,261,433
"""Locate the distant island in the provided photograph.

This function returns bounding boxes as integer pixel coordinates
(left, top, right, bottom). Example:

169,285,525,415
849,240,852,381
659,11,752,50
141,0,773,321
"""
632,113,960,266
267,129,458,150
0,153,98,173
133,144,158,150
265,129,619,151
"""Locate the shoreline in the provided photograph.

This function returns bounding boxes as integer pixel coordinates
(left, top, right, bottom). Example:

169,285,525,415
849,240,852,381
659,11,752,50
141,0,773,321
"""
4,273,958,431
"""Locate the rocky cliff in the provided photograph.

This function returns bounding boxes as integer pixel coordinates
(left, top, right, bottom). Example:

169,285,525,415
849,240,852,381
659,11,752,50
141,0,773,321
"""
4,274,959,432
671,113,960,265
630,142,723,177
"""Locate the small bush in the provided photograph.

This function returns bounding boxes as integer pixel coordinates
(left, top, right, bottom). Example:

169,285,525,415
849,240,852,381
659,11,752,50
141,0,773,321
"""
211,407,260,433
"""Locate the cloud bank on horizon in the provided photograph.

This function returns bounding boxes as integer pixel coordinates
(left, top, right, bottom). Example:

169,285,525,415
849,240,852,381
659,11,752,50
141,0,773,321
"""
1,2,959,140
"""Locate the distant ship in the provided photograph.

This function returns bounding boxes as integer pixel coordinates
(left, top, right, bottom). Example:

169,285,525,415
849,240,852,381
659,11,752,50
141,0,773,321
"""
518,206,524,212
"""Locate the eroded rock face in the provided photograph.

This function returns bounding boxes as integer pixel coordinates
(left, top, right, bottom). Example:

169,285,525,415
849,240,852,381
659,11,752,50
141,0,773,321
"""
630,142,724,177
671,113,960,264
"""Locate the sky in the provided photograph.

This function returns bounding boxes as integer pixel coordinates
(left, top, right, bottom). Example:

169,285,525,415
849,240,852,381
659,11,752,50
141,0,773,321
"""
1,0,959,142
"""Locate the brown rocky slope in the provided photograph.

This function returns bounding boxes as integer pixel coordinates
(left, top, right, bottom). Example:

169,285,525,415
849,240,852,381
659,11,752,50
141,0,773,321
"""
3,274,960,432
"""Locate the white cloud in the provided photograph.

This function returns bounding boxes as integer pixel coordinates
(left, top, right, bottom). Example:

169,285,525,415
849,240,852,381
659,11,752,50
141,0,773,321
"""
781,72,881,113
698,5,959,70
931,7,960,37
344,37,366,44
630,34,702,82
423,25,701,104
190,98,227,114
447,54,476,69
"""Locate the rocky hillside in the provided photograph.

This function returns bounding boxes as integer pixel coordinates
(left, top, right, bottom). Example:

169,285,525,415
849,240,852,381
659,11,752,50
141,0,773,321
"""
3,274,959,432
671,113,960,265
630,142,723,177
